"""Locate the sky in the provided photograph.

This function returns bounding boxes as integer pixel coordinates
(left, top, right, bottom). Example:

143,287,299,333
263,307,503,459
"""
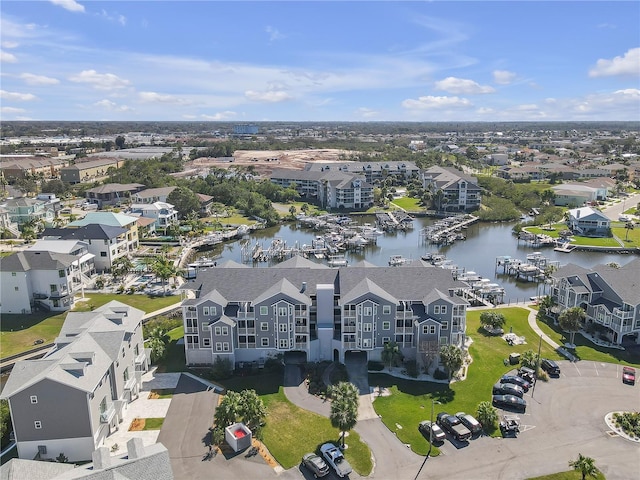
0,1,639,122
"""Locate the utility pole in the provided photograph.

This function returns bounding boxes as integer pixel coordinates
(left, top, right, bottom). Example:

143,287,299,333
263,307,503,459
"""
531,334,543,399
414,399,440,480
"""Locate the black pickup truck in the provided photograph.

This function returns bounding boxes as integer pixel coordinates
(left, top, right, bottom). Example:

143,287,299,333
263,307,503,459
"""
436,412,472,441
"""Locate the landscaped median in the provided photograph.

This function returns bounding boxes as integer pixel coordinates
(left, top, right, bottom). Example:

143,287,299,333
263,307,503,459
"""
372,307,564,455
0,293,182,359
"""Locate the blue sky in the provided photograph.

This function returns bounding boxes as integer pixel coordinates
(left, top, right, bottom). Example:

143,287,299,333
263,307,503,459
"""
1,1,639,122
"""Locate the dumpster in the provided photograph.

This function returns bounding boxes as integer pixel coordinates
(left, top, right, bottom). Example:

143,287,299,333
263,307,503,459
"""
509,352,521,365
225,422,252,452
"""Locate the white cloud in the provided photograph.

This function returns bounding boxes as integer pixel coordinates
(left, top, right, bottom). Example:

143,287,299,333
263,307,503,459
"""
355,107,379,118
1,50,17,63
245,90,292,103
20,73,60,86
68,70,130,90
138,91,189,105
0,90,37,101
118,15,127,26
402,95,472,110
1,106,26,114
493,70,517,85
265,26,284,42
93,99,132,111
1,41,18,49
434,77,494,94
200,111,237,120
49,0,85,13
589,47,640,77
97,9,127,26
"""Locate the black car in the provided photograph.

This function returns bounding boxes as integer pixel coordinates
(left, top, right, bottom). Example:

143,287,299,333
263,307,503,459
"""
492,394,527,413
541,358,561,376
436,412,472,441
492,382,525,398
500,374,531,392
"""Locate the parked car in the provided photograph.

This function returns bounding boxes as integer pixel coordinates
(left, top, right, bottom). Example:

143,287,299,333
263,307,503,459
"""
492,395,527,413
418,420,446,442
518,366,536,383
492,382,525,398
500,375,531,392
436,412,472,441
455,412,483,436
320,443,352,478
301,453,330,478
622,366,636,385
541,358,561,376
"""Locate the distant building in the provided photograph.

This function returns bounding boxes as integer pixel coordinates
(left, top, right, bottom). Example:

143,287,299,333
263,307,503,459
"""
233,124,259,135
60,158,121,184
305,161,420,184
3,197,54,226
85,183,145,208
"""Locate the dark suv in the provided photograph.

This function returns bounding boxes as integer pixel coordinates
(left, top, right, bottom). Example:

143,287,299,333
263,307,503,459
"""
541,358,561,376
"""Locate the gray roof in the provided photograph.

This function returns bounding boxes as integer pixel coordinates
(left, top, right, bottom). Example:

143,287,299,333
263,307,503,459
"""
592,259,640,305
341,277,398,305
0,458,74,480
43,224,128,240
86,183,144,194
0,251,76,273
1,301,144,399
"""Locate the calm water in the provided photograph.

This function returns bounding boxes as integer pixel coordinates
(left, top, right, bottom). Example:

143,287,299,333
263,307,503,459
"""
197,217,637,303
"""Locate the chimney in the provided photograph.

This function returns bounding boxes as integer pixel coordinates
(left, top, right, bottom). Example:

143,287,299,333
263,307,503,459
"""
576,209,580,218
127,438,145,460
92,447,111,469
301,282,307,293
449,289,455,297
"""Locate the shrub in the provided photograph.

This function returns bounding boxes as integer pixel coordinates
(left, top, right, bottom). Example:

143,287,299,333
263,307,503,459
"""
264,356,283,374
368,361,384,371
433,368,448,380
404,360,419,378
210,356,233,380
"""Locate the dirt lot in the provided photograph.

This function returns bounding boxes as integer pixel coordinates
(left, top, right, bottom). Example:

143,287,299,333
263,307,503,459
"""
187,148,351,177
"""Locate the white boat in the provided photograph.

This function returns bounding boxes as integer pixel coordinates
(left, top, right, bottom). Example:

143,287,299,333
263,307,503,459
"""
327,255,348,267
389,255,410,266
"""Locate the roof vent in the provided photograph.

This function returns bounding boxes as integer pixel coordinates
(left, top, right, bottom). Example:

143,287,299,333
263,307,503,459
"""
301,282,307,293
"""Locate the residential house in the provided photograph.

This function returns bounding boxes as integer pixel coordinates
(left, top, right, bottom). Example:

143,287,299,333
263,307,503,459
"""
29,239,96,286
551,259,640,345
128,202,178,231
0,205,20,237
3,197,54,226
42,224,132,273
552,185,597,207
67,212,139,257
180,257,468,373
85,183,145,208
0,301,149,462
132,186,176,204
566,206,611,237
0,438,173,480
421,166,481,212
305,161,420,184
271,169,374,210
59,158,121,184
0,251,80,313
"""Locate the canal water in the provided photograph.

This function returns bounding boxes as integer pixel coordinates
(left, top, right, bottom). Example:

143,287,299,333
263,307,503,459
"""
196,217,638,303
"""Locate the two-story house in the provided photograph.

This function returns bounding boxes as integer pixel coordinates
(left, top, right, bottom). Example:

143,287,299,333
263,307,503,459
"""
85,183,145,208
128,202,178,231
180,257,468,373
421,166,481,213
551,259,640,346
0,301,149,462
566,206,611,237
3,197,54,226
67,212,139,258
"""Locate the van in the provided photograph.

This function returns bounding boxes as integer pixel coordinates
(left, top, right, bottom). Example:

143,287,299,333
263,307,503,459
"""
541,358,561,376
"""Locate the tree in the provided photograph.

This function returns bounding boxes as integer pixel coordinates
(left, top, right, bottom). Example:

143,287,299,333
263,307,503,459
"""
624,221,634,241
0,400,11,441
328,382,359,448
569,453,599,480
476,401,498,432
214,389,266,433
559,307,585,346
288,205,297,219
151,256,181,295
381,341,402,369
167,186,201,220
538,295,556,318
111,256,134,280
115,135,126,149
521,349,539,370
300,203,310,215
146,327,170,362
479,312,506,330
439,344,464,380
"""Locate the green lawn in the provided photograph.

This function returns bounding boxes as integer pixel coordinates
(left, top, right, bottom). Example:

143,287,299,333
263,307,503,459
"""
1,293,181,359
527,470,606,480
612,225,640,247
391,197,422,211
149,389,175,399
525,224,636,248
156,326,188,373
373,307,563,455
142,418,165,430
261,388,372,475
569,236,621,247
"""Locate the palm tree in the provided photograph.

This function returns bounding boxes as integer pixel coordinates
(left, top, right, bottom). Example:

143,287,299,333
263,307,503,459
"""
624,221,634,241
538,295,556,317
439,344,464,381
146,327,170,362
476,401,498,432
328,382,359,448
381,341,402,369
111,256,134,281
558,307,585,347
151,256,180,295
569,453,599,480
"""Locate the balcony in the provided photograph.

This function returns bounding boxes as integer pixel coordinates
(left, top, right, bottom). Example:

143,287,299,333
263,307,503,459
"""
620,325,635,334
100,404,116,424
343,341,357,349
343,325,356,333
33,292,49,300
236,311,254,320
49,288,69,299
613,308,634,320
185,326,198,334
124,376,137,391
395,326,413,334
294,325,309,333
295,342,307,349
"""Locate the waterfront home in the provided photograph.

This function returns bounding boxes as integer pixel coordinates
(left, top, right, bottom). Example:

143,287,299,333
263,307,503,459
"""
551,259,640,346
2,197,54,226
421,166,481,213
566,206,610,237
128,202,178,231
180,256,468,373
305,160,420,184
85,183,145,208
0,301,149,462
67,212,139,256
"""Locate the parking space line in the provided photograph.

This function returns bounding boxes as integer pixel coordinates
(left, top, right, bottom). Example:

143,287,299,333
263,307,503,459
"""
572,362,582,376
593,362,599,376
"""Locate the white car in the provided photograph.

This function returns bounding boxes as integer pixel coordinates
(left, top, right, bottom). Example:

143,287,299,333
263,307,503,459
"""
619,215,631,222
320,443,352,478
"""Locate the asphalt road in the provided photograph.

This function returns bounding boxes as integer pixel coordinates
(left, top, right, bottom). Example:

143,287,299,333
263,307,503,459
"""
602,193,640,221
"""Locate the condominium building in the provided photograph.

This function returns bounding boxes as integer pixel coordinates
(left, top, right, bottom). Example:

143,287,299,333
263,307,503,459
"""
421,166,481,212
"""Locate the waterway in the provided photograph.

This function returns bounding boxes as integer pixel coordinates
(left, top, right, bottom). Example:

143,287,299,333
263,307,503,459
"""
195,217,638,303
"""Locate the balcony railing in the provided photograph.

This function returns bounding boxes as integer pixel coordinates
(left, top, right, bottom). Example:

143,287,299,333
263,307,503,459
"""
236,311,254,320
343,326,356,333
185,326,198,334
620,325,635,334
613,308,634,320
343,341,357,349
124,376,137,391
395,327,413,334
294,325,309,333
100,405,116,424
295,342,307,349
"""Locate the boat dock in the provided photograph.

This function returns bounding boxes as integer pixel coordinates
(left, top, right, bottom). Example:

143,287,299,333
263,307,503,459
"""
419,214,477,246
495,254,560,282
376,211,414,231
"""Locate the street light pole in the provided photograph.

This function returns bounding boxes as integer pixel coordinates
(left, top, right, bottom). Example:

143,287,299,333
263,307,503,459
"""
414,399,440,480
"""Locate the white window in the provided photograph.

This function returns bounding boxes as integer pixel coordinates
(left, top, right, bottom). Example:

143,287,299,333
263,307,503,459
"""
422,325,436,334
210,306,217,315
214,326,221,336
363,306,372,316
441,306,447,314
382,321,390,330
279,339,289,348
260,306,268,315
261,338,269,347
363,323,372,332
279,324,288,332
382,337,390,344
434,305,440,314
279,307,288,316
440,336,448,345
222,342,230,352
215,342,222,351
441,321,449,329
363,339,371,348
221,327,228,335
34,421,42,429
203,307,209,315
383,305,391,315
30,395,38,404
261,322,269,331
203,338,211,347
